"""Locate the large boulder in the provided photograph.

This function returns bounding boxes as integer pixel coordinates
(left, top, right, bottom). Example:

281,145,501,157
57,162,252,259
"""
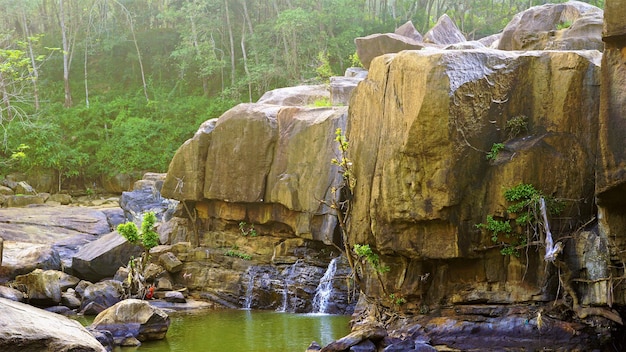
498,1,603,51
348,48,601,303
72,231,142,282
0,242,61,279
162,103,347,243
0,297,105,351
91,299,170,344
14,269,79,306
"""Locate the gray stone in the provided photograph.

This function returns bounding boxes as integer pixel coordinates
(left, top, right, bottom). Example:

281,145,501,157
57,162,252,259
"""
350,340,376,352
1,243,62,279
0,285,24,302
156,277,173,291
74,280,93,298
81,301,107,316
81,280,124,312
330,76,364,106
72,231,142,282
62,290,82,309
423,14,466,45
0,297,105,351
395,21,422,42
164,290,186,303
257,85,330,106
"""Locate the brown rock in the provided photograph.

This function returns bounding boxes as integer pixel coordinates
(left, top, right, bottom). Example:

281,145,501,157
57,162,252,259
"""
72,231,142,282
355,32,423,69
49,193,72,205
159,252,183,273
14,269,79,306
348,48,601,302
0,186,13,195
5,195,44,207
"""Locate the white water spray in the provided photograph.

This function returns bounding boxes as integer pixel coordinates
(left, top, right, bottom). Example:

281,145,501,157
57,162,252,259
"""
312,257,339,314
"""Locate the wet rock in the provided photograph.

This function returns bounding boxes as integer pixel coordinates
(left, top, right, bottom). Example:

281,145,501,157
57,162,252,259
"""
0,297,105,351
350,340,376,352
91,299,170,344
306,341,322,351
257,85,330,106
45,305,75,316
87,327,114,352
423,14,466,45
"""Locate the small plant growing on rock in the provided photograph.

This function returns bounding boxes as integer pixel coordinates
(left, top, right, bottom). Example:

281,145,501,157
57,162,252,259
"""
486,143,505,161
389,293,406,306
505,115,528,139
117,212,160,298
354,244,389,274
477,184,563,256
224,249,252,260
239,221,258,237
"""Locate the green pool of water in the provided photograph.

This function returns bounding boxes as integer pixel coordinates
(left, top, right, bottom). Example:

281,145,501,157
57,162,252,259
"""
111,309,351,352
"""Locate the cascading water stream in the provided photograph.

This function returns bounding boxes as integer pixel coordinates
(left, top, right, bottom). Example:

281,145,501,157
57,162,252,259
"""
242,266,258,309
312,257,339,314
278,260,300,312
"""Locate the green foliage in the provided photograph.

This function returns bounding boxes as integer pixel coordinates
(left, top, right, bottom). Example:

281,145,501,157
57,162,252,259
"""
486,143,505,161
315,51,334,82
477,184,564,256
311,97,332,107
354,244,390,274
224,249,252,260
239,222,258,237
331,128,356,190
557,20,573,30
389,293,406,306
349,52,363,68
505,115,528,139
117,211,159,251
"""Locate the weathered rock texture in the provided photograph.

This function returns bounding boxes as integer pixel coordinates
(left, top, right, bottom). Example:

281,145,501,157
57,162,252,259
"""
347,48,601,307
597,0,626,308
159,89,357,313
498,1,603,51
0,206,115,280
0,297,105,351
91,299,170,344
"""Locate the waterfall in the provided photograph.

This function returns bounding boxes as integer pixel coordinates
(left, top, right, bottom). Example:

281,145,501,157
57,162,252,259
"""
242,266,257,309
278,260,300,312
312,257,339,314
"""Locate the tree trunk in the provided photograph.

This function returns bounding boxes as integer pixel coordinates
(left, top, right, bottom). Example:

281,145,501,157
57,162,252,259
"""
224,0,236,87
21,10,40,111
59,0,73,107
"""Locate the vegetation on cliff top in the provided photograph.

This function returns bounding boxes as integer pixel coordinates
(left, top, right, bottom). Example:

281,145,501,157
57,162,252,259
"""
0,0,604,188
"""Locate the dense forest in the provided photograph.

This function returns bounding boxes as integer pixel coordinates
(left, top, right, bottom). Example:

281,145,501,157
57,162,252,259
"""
0,0,605,191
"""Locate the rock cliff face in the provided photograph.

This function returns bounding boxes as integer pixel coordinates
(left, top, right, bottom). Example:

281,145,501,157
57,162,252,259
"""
348,48,602,307
161,98,356,313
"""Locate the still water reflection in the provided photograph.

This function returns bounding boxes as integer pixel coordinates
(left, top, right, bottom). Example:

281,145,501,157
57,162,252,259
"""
119,310,351,352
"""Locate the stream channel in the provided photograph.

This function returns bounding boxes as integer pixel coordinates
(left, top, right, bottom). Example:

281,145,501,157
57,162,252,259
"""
81,309,351,352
